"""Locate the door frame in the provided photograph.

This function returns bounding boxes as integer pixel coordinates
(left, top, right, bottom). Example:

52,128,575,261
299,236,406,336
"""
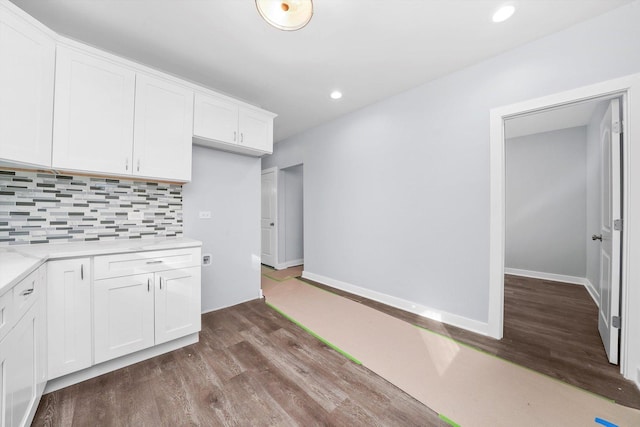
261,167,278,267
488,73,640,382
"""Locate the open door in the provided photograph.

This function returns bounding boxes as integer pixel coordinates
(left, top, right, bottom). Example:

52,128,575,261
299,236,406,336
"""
261,169,277,267
597,98,622,364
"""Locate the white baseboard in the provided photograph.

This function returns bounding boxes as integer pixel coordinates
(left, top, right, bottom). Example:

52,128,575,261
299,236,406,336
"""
583,278,600,307
201,295,262,314
505,268,600,307
301,271,490,337
45,333,199,393
504,268,586,285
275,258,304,270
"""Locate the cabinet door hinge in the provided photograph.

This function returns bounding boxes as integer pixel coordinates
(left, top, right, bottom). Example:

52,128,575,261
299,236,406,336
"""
612,316,621,329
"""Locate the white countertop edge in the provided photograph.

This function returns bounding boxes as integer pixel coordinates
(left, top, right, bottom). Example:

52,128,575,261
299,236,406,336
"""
0,237,202,294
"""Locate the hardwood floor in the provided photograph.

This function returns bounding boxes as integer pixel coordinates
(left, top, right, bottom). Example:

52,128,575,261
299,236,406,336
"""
299,274,640,409
33,300,447,426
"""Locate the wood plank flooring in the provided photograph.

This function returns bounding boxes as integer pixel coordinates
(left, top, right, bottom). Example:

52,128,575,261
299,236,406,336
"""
33,299,446,426
298,273,640,409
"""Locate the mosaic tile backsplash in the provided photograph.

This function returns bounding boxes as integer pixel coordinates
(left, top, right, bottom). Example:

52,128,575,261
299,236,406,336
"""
0,170,183,245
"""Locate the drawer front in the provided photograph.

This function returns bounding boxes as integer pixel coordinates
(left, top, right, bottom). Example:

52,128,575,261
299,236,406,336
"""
13,268,40,322
0,289,13,342
94,247,201,280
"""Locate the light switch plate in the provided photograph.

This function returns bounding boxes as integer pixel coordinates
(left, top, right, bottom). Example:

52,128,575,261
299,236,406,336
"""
199,211,212,219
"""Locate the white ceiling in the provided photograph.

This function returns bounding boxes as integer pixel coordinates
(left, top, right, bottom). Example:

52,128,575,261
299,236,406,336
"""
10,0,632,142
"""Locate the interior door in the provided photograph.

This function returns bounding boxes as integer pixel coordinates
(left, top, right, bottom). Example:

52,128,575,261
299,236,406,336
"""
261,169,277,267
597,98,622,364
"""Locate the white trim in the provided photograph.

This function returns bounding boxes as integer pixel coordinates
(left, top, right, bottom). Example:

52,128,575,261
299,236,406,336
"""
504,268,600,306
302,271,489,336
504,268,588,286
584,278,600,307
201,296,262,314
489,72,640,383
261,167,278,268
45,333,199,393
275,258,304,270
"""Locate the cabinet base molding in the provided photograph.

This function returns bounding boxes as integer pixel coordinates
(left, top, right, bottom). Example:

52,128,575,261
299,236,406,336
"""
45,333,198,393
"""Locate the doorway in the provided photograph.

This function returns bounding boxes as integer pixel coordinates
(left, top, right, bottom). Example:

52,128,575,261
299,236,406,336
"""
260,164,304,270
488,73,640,386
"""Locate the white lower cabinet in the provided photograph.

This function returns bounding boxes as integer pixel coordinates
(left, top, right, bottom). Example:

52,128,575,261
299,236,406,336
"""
0,265,45,427
47,259,92,380
154,267,201,344
94,273,155,364
94,266,201,364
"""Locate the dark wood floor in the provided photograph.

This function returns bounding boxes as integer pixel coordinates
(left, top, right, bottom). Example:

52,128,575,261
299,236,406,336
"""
33,300,447,426
299,274,640,409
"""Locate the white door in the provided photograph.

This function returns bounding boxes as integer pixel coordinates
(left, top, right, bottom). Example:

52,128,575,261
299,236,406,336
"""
47,259,92,379
261,169,277,267
155,267,201,345
0,7,55,168
597,98,622,364
133,74,194,182
52,46,135,175
94,273,155,364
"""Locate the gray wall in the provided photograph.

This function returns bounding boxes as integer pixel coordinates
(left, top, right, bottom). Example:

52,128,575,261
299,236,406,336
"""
586,102,609,300
183,145,261,312
281,164,304,264
505,127,587,277
262,1,640,324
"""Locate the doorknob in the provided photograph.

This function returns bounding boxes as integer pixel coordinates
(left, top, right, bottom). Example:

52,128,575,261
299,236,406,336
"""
592,234,603,241
270,222,274,226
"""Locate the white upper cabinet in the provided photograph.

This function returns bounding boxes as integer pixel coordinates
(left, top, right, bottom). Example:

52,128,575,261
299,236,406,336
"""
239,108,272,153
0,4,55,168
193,92,238,145
133,74,194,182
52,46,135,176
193,91,276,156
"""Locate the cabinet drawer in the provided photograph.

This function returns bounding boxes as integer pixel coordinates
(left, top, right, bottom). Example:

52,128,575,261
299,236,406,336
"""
0,289,13,342
94,247,201,279
13,268,39,322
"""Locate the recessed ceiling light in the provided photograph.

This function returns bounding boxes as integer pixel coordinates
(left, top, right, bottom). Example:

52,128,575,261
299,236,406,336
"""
330,90,342,100
492,5,515,23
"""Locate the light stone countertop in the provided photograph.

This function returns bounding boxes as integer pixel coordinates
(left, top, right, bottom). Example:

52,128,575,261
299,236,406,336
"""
0,237,202,294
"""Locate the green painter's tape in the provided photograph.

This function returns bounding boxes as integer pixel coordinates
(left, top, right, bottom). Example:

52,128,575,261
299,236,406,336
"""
439,414,461,427
266,302,363,365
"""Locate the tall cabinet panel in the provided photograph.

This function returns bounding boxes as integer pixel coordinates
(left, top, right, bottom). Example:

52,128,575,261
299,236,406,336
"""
47,258,92,380
133,75,194,182
0,5,55,168
52,46,135,176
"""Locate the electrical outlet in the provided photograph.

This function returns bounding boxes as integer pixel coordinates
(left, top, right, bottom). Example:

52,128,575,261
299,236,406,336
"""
199,211,212,219
202,254,212,266
128,211,144,221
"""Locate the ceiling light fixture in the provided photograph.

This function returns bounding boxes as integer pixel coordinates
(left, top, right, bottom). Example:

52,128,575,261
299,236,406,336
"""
256,0,313,31
330,91,342,100
492,5,515,23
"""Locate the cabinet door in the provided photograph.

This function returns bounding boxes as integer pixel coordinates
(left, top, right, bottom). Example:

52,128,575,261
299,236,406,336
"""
7,303,38,427
52,46,135,176
0,6,55,168
155,267,201,345
94,273,154,364
133,74,194,182
239,107,273,154
193,92,238,145
47,258,92,379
